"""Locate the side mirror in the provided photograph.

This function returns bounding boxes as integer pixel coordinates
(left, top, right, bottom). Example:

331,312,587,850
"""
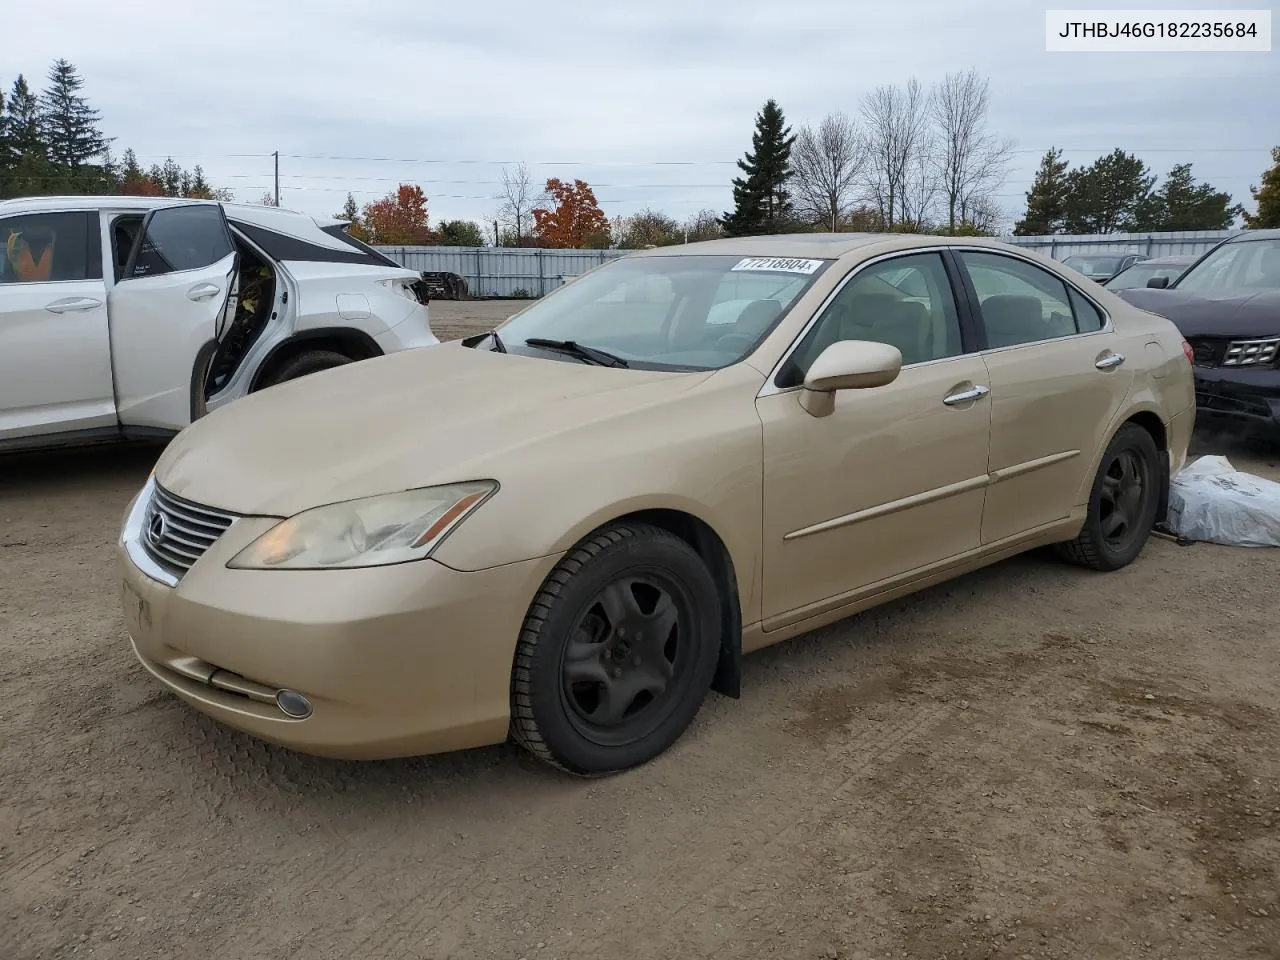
1146,276,1169,289
799,340,902,417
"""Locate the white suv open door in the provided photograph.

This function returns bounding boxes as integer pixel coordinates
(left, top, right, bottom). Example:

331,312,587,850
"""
107,202,238,431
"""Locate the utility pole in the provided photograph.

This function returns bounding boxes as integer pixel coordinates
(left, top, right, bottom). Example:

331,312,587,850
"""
272,151,280,206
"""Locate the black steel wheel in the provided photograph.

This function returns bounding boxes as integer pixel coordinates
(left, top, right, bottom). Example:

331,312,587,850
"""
1055,423,1162,571
510,522,721,775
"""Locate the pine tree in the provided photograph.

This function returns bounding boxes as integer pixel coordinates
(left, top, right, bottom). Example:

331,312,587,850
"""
1243,146,1280,229
0,84,11,192
2,75,49,197
39,59,110,170
1135,163,1241,231
1013,148,1070,235
337,192,360,222
722,99,798,237
1063,149,1155,234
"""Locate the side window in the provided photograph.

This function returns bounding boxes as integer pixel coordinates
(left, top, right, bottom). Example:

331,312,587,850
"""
1068,287,1105,333
0,211,101,285
959,252,1077,349
778,252,963,387
126,205,233,279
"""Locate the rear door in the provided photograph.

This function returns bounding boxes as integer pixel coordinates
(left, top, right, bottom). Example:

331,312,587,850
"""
107,203,237,430
951,249,1134,545
0,209,114,441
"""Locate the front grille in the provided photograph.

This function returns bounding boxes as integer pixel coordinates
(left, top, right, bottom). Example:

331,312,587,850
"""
1222,336,1280,367
141,483,239,577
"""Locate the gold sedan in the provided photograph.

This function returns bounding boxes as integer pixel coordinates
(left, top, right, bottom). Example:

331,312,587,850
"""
117,234,1196,775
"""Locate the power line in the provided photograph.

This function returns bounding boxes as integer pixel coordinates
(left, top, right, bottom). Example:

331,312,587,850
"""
118,146,1274,166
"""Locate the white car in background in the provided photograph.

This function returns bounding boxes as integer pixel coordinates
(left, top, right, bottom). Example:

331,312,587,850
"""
0,196,437,452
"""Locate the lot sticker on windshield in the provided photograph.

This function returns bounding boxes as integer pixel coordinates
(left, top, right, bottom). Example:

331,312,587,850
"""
730,257,824,275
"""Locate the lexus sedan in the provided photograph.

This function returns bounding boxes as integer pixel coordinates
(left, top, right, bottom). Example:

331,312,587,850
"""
118,233,1195,776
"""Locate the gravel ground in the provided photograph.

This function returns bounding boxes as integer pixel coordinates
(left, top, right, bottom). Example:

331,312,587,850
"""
2,300,1278,960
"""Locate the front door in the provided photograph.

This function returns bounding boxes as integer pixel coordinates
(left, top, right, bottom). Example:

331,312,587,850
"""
952,249,1134,544
758,251,992,627
107,202,238,431
0,210,115,440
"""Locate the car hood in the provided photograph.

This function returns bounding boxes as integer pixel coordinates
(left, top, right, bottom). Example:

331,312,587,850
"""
1117,287,1280,338
153,344,712,516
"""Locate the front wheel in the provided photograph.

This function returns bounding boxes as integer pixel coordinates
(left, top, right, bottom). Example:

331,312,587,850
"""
510,523,722,776
1055,423,1162,571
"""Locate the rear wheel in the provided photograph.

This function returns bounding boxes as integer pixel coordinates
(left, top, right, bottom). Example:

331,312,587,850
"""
510,522,721,776
261,349,353,387
1055,423,1162,571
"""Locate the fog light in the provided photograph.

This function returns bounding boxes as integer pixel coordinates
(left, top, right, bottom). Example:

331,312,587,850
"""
275,689,313,719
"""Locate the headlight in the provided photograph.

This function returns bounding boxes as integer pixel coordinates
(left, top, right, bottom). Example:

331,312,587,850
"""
227,481,496,570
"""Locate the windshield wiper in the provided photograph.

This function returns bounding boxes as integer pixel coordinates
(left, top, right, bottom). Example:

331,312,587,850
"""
524,338,629,368
460,329,506,353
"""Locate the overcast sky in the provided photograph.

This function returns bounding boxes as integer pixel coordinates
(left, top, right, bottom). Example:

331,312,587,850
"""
5,0,1275,232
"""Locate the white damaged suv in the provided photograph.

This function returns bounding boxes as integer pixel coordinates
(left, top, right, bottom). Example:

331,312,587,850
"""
0,195,438,451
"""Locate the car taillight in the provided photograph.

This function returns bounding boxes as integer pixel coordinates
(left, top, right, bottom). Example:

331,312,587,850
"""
1181,340,1194,365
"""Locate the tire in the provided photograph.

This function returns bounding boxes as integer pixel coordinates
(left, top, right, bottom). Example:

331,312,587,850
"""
261,349,353,388
1055,423,1162,571
510,522,722,776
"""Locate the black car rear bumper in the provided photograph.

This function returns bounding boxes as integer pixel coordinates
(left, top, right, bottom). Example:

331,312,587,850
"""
1193,366,1280,429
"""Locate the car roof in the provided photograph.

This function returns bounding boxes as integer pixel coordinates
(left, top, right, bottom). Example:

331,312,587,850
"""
629,232,1055,260
1140,254,1198,264
1225,228,1280,243
0,194,343,229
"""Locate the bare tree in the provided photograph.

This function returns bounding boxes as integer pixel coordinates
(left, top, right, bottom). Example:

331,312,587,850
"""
496,162,538,245
791,112,867,231
859,78,932,228
930,70,1014,232
683,208,725,243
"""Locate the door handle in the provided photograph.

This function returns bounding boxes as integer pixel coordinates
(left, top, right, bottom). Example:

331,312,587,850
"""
1095,353,1125,370
187,283,221,302
45,297,103,314
943,384,990,406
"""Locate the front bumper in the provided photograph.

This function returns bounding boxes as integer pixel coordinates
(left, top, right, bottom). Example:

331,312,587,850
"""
117,490,557,760
1193,366,1280,430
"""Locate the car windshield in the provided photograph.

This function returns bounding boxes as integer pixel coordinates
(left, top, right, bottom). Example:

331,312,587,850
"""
1174,238,1280,293
1105,262,1185,290
495,254,830,371
1063,255,1126,277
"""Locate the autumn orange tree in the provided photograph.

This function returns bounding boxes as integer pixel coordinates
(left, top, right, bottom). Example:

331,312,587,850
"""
360,184,435,245
533,178,611,248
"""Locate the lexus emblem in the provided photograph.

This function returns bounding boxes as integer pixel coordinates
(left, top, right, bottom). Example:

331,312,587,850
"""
147,511,166,547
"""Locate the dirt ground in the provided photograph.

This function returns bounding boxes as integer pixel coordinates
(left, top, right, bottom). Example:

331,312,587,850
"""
2,300,1279,960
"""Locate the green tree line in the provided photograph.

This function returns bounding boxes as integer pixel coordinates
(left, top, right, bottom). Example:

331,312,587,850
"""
1,59,230,201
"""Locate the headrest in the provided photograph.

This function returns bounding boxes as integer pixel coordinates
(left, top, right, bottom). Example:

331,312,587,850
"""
735,298,783,335
981,295,1044,345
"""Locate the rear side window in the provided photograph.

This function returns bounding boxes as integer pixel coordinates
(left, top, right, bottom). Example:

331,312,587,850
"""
958,251,1077,349
1068,288,1105,333
231,220,398,267
0,211,101,284
129,205,233,278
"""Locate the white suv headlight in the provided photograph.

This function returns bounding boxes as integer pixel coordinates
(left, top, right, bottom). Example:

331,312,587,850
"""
227,481,496,570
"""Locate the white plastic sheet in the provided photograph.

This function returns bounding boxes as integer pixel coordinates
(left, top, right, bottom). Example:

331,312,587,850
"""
1166,455,1280,547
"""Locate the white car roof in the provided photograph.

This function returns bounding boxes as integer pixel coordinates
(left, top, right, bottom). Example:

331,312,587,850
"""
0,194,347,231
0,195,378,261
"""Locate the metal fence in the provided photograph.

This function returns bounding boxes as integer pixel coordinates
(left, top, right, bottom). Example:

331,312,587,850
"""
1004,229,1233,260
375,230,1239,298
374,245,627,297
